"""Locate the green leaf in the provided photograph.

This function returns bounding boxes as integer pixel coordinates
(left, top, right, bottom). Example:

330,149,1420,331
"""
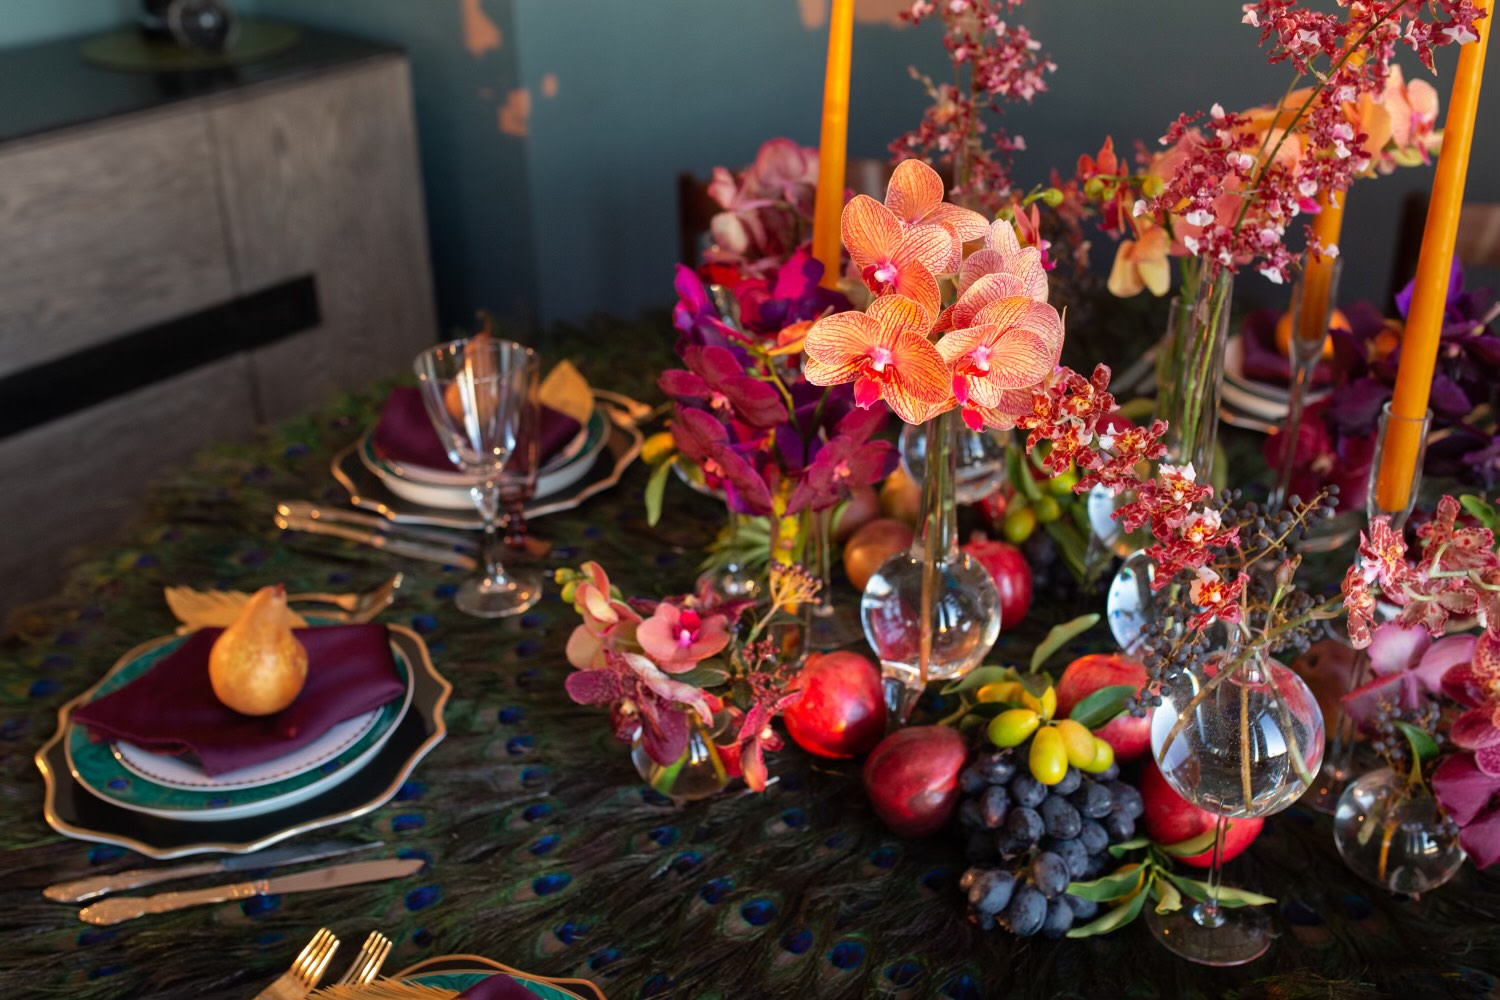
1170,877,1275,908
1459,494,1500,534
1065,884,1149,938
1395,720,1440,765
644,457,676,527
1029,614,1101,673
940,665,1021,696
1065,864,1145,902
1067,684,1136,730
1160,829,1218,858
1152,875,1183,915
1010,445,1046,502
1105,837,1152,859
674,662,730,689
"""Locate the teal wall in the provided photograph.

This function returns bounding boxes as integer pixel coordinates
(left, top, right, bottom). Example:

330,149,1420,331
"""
3,0,1495,330
0,0,140,50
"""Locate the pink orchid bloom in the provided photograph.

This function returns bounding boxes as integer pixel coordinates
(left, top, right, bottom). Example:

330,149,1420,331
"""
565,562,643,669
937,297,1064,431
882,159,989,268
1442,630,1500,777
658,345,787,428
1342,622,1474,729
636,602,732,672
1432,752,1500,868
955,219,1049,302
1381,66,1440,159
803,295,951,424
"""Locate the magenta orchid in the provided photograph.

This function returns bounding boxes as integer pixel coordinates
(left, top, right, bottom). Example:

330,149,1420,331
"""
658,345,786,428
564,649,715,767
1342,623,1474,729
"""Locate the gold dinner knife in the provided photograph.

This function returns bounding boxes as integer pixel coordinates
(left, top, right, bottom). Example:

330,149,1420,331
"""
78,857,423,925
44,839,382,903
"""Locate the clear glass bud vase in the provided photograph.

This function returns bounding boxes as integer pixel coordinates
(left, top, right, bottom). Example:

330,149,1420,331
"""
861,409,1000,721
1334,767,1465,895
1156,266,1233,482
631,715,730,802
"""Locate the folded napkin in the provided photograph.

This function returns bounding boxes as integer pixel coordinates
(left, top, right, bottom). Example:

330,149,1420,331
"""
72,625,404,776
372,386,582,474
456,974,544,999
1239,309,1335,388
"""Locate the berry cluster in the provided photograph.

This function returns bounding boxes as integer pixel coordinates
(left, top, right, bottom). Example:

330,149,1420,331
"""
957,740,1144,938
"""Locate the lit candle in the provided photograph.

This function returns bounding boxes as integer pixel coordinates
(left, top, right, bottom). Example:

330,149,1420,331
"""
811,0,854,290
1297,190,1345,344
1374,2,1490,514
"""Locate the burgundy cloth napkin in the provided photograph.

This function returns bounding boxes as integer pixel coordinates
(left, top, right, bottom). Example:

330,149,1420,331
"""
371,386,582,473
456,974,544,999
1239,309,1335,388
72,625,404,776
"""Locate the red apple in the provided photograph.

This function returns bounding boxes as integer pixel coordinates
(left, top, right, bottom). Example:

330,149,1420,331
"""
843,518,914,592
783,651,886,759
1055,653,1151,763
834,486,881,544
862,725,967,838
1139,759,1264,868
963,532,1032,628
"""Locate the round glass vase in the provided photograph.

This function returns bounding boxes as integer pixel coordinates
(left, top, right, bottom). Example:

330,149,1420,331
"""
631,715,730,803
861,410,1001,721
1333,767,1465,896
897,421,1009,504
1146,646,1326,965
1155,266,1233,481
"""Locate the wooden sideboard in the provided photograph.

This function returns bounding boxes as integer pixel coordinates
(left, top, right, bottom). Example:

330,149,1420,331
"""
0,27,437,617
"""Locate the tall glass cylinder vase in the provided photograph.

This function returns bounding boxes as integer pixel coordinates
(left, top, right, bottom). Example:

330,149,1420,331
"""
1270,258,1343,512
1155,267,1234,482
861,410,1001,722
808,507,861,651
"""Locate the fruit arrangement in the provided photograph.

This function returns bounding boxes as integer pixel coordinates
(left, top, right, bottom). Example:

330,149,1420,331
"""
957,740,1143,937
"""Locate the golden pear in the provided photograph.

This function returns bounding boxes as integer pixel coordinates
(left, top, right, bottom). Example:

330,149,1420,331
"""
208,585,308,716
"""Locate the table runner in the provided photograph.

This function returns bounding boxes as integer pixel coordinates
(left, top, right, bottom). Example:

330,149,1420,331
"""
2,315,1498,999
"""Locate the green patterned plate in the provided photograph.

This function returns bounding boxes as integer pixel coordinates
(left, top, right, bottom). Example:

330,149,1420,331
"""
66,630,412,822
404,972,587,998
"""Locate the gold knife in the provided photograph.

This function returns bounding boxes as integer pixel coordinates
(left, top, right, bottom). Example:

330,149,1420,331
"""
78,857,423,925
44,838,381,903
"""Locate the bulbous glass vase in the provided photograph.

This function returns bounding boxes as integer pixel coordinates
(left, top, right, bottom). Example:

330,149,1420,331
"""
631,717,730,802
897,420,1008,504
1334,767,1465,896
1146,648,1325,965
863,410,1000,721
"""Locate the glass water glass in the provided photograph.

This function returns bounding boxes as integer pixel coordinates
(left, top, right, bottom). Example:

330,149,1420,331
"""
414,337,542,618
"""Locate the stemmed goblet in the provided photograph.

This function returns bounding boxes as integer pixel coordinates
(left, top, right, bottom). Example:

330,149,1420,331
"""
1147,645,1325,965
414,337,543,618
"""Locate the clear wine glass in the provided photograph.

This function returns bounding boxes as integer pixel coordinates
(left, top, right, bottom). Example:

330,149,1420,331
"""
1147,647,1325,965
414,337,543,618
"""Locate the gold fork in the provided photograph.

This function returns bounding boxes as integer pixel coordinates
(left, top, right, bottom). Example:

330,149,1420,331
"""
333,931,392,988
255,928,339,1000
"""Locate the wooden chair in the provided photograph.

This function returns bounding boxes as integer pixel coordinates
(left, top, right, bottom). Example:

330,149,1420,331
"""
675,156,900,266
1387,193,1500,303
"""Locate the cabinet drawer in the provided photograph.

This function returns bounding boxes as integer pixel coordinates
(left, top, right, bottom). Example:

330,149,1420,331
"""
0,109,234,377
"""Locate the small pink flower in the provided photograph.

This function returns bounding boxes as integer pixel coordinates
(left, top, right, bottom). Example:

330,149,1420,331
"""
1342,623,1474,729
636,602,731,671
565,562,643,669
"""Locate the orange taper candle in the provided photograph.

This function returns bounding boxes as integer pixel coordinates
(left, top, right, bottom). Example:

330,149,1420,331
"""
1297,190,1346,343
811,0,854,290
1374,1,1490,514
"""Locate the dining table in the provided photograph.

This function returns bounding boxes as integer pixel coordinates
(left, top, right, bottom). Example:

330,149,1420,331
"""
2,313,1499,1000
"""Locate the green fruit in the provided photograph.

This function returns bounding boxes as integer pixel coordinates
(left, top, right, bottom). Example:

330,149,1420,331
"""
988,708,1041,748
1034,496,1062,523
1079,738,1116,774
1029,726,1069,786
1053,719,1097,769
1002,506,1037,544
1046,467,1080,496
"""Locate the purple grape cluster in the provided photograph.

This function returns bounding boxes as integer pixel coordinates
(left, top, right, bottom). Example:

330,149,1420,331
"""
957,743,1145,938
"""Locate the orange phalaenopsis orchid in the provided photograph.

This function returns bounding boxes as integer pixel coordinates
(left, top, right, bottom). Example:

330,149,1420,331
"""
803,295,950,424
805,157,1065,429
841,160,988,319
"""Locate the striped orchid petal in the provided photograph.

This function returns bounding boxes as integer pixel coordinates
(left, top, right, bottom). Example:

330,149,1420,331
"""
803,296,950,425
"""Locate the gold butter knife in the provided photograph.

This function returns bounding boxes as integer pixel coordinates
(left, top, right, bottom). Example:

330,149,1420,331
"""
78,857,423,925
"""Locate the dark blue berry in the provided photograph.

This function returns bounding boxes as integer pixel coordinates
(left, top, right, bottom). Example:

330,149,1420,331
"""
1103,811,1136,843
1009,772,1046,808
959,763,989,795
1041,897,1075,939
1031,852,1070,899
1071,781,1114,819
1078,820,1109,854
1044,836,1089,880
974,751,1017,784
968,869,1016,916
959,800,985,829
1039,795,1082,839
1053,768,1082,796
1004,885,1048,937
1108,782,1144,820
1006,806,1044,845
980,785,1010,829
1065,893,1099,921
